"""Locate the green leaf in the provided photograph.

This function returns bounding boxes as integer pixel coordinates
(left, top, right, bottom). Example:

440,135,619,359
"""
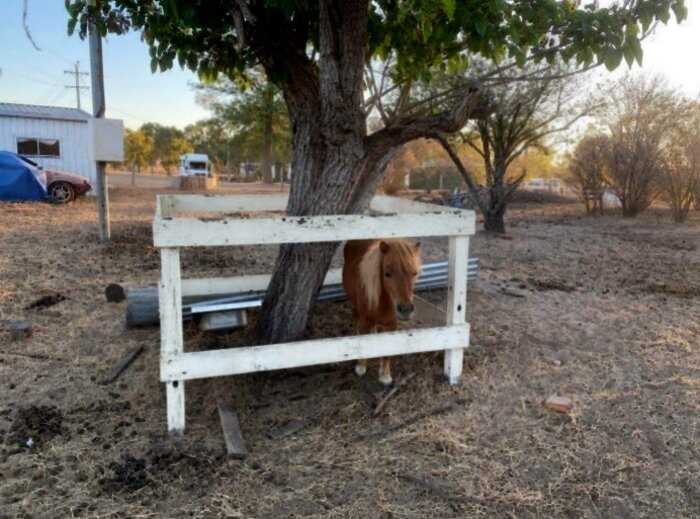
672,2,688,22
604,49,623,71
150,58,158,74
67,17,77,36
441,0,456,20
623,45,635,67
630,37,643,65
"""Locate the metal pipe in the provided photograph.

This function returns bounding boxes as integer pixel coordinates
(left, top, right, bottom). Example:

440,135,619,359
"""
188,260,479,315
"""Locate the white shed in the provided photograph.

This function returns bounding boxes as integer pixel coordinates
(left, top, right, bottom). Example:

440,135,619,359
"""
0,103,97,184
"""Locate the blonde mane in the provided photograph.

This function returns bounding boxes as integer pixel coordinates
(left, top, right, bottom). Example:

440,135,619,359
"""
358,243,383,310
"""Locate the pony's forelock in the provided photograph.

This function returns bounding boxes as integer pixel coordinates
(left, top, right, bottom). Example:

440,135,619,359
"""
358,240,421,310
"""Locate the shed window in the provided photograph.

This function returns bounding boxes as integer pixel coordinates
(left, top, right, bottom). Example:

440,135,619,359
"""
17,138,60,158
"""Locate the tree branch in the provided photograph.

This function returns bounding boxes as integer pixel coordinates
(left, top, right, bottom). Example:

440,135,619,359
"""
433,133,489,216
364,87,487,153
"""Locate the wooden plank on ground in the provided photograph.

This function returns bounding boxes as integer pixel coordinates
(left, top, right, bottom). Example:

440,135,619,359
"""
99,345,145,385
217,402,247,458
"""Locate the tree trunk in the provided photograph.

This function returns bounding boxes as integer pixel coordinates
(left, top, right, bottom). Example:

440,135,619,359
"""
483,163,509,234
256,0,372,344
261,84,274,183
484,206,506,233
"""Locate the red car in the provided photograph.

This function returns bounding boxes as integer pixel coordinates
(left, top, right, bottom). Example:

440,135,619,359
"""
18,155,92,203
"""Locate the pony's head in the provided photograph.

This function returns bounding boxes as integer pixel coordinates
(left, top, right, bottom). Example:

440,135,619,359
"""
380,240,422,320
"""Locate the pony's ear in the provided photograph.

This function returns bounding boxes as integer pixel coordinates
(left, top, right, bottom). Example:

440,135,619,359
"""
379,241,390,254
414,241,421,251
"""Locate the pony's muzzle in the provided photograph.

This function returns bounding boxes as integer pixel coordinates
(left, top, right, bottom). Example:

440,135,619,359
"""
396,302,415,321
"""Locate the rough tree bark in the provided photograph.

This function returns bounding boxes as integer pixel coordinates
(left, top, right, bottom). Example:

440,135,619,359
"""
256,1,374,343
483,175,508,234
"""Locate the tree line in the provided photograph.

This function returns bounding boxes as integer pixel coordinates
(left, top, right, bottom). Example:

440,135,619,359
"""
568,75,700,223
124,72,291,180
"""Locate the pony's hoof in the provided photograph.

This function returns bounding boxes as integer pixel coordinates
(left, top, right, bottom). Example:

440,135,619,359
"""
378,374,393,386
355,363,367,377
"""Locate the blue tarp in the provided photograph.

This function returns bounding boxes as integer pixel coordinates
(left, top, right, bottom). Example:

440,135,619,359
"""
0,151,48,202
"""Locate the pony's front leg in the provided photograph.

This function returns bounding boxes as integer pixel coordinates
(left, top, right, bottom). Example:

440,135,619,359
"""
376,323,396,386
354,321,373,377
378,358,392,387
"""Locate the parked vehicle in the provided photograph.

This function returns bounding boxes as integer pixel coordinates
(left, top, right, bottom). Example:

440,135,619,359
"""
1,151,89,203
179,153,210,177
0,151,47,202
17,155,91,203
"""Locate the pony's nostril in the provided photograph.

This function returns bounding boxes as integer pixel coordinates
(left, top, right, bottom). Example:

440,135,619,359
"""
397,303,414,315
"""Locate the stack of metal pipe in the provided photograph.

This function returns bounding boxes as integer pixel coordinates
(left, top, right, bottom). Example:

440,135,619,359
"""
189,259,478,328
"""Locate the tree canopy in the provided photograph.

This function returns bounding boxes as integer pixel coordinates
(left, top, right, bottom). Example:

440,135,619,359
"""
68,1,686,84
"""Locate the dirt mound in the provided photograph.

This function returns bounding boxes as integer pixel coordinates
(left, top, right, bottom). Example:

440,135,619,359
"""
100,454,149,493
99,446,220,494
6,405,64,449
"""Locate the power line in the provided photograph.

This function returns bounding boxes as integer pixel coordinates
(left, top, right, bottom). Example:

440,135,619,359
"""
64,61,90,110
11,70,63,87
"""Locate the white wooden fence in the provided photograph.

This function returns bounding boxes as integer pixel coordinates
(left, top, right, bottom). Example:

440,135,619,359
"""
154,194,476,434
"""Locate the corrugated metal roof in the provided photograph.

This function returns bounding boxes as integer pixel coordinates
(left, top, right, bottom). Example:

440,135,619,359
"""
0,103,91,123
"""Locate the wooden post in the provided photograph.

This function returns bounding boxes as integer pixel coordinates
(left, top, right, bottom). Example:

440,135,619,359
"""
159,248,185,434
444,235,469,384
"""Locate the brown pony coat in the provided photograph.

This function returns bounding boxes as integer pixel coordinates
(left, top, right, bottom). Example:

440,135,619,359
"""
342,239,422,385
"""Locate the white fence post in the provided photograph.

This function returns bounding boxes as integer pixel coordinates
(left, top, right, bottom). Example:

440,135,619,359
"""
159,247,185,434
445,235,469,384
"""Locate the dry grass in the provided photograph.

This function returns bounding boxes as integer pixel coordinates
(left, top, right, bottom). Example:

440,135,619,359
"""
1,186,699,518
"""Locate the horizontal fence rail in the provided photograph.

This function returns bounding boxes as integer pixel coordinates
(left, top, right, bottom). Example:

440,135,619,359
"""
154,211,475,248
161,325,469,382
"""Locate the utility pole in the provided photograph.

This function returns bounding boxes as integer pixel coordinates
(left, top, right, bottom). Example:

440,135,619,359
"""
88,1,110,241
64,61,89,110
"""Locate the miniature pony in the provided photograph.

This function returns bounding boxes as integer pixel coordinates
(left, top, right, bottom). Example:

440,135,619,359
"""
342,239,422,385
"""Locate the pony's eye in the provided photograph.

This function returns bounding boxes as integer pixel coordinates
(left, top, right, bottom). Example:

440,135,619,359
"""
385,272,392,278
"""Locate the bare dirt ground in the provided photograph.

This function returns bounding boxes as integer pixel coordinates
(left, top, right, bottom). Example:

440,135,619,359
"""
1,186,699,519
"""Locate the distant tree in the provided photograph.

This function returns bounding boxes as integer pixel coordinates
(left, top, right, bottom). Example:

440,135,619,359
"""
600,75,687,217
660,103,700,222
124,129,154,185
567,134,610,214
139,123,184,173
195,70,290,183
161,136,194,175
437,65,597,233
381,145,415,195
184,118,240,174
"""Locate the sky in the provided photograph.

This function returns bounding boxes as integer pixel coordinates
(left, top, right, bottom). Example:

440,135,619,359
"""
0,2,698,130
